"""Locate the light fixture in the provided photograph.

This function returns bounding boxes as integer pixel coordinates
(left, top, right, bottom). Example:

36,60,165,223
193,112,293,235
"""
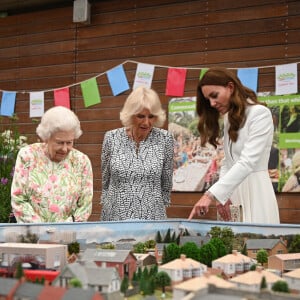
73,0,91,24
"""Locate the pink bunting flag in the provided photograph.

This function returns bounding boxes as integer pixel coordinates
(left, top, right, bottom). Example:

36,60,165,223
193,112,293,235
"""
165,68,187,96
54,87,70,108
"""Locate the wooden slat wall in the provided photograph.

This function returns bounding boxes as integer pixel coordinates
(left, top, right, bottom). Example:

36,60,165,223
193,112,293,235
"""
0,0,300,224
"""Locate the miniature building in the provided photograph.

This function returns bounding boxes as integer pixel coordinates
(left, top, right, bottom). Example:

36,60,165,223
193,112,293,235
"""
189,284,299,300
159,254,207,284
154,242,170,264
268,253,300,274
229,266,284,292
0,277,105,299
173,272,235,300
0,243,67,271
244,238,288,260
282,268,300,294
211,250,253,278
80,248,137,280
179,235,210,248
52,261,121,294
133,253,157,270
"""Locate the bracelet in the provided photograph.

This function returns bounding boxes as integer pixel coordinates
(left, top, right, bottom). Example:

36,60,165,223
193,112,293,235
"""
204,191,218,202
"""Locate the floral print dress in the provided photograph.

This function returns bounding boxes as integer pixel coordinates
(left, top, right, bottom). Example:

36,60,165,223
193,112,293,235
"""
100,127,174,221
11,143,93,223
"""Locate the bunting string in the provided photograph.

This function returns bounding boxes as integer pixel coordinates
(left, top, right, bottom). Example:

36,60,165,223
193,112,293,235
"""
0,59,299,117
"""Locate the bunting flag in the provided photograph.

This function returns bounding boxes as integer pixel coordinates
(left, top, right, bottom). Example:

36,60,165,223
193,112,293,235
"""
133,63,155,90
199,68,208,80
80,77,101,107
30,91,44,118
275,63,298,95
0,91,16,116
0,60,299,118
165,68,187,96
107,64,130,96
54,87,70,109
237,68,258,92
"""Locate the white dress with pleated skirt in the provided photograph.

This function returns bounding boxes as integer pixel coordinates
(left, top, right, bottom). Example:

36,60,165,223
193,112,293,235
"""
209,104,280,224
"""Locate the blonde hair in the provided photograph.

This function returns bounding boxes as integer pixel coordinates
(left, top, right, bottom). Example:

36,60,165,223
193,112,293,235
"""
120,86,166,127
36,106,82,141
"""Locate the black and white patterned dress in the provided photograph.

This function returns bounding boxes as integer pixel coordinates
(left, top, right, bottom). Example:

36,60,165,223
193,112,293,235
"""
100,127,174,221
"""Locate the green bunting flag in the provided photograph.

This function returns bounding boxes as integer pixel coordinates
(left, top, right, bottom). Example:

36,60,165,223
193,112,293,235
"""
80,77,101,107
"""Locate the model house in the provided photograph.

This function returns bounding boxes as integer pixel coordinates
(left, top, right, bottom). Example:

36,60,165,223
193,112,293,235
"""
172,272,236,300
133,253,157,270
158,254,207,284
80,248,137,280
0,277,21,299
244,238,288,260
52,261,121,294
229,266,285,292
211,250,253,278
268,253,300,274
0,277,104,300
179,235,210,248
0,243,68,271
154,243,170,264
282,268,300,294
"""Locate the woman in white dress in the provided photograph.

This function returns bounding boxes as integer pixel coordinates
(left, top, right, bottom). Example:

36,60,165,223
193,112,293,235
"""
188,67,280,224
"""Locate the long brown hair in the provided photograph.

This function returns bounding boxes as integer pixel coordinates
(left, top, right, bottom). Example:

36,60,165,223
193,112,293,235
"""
196,67,263,148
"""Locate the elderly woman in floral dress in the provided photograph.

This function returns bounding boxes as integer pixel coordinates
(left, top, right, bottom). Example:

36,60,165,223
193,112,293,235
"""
11,106,93,223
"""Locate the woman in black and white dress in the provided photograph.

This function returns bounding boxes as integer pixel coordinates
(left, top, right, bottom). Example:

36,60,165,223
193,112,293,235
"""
100,86,174,221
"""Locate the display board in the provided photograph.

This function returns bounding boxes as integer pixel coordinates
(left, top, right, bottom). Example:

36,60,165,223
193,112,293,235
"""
169,95,300,193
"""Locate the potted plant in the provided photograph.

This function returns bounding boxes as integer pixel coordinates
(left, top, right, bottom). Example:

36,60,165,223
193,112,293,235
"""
0,116,27,223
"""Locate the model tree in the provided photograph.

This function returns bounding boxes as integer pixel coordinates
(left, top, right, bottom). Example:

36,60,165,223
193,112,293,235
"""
162,243,180,264
144,239,156,250
149,264,158,277
209,238,227,258
272,280,290,293
155,231,162,243
121,275,129,295
14,262,24,279
134,242,146,253
241,242,248,256
68,241,80,255
180,242,200,261
288,234,300,253
199,243,218,267
256,249,268,266
163,228,172,243
209,226,234,254
260,276,267,290
139,269,155,296
155,271,171,297
69,278,83,288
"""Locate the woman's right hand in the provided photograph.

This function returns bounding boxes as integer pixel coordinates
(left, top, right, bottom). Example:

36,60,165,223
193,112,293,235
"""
188,192,213,220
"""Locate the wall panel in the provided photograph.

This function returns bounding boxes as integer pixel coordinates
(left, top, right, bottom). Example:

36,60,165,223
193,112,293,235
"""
0,0,299,224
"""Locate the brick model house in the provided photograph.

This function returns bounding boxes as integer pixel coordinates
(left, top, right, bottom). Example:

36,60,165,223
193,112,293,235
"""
268,253,300,274
244,238,288,260
80,248,137,280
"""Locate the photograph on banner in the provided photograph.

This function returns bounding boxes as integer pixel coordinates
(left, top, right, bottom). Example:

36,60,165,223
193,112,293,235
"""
168,97,224,192
260,94,300,192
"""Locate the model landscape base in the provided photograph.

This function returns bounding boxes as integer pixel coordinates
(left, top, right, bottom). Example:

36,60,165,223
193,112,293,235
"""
1,219,299,246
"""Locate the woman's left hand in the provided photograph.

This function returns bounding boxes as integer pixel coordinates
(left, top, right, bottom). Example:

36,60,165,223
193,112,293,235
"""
216,199,232,221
